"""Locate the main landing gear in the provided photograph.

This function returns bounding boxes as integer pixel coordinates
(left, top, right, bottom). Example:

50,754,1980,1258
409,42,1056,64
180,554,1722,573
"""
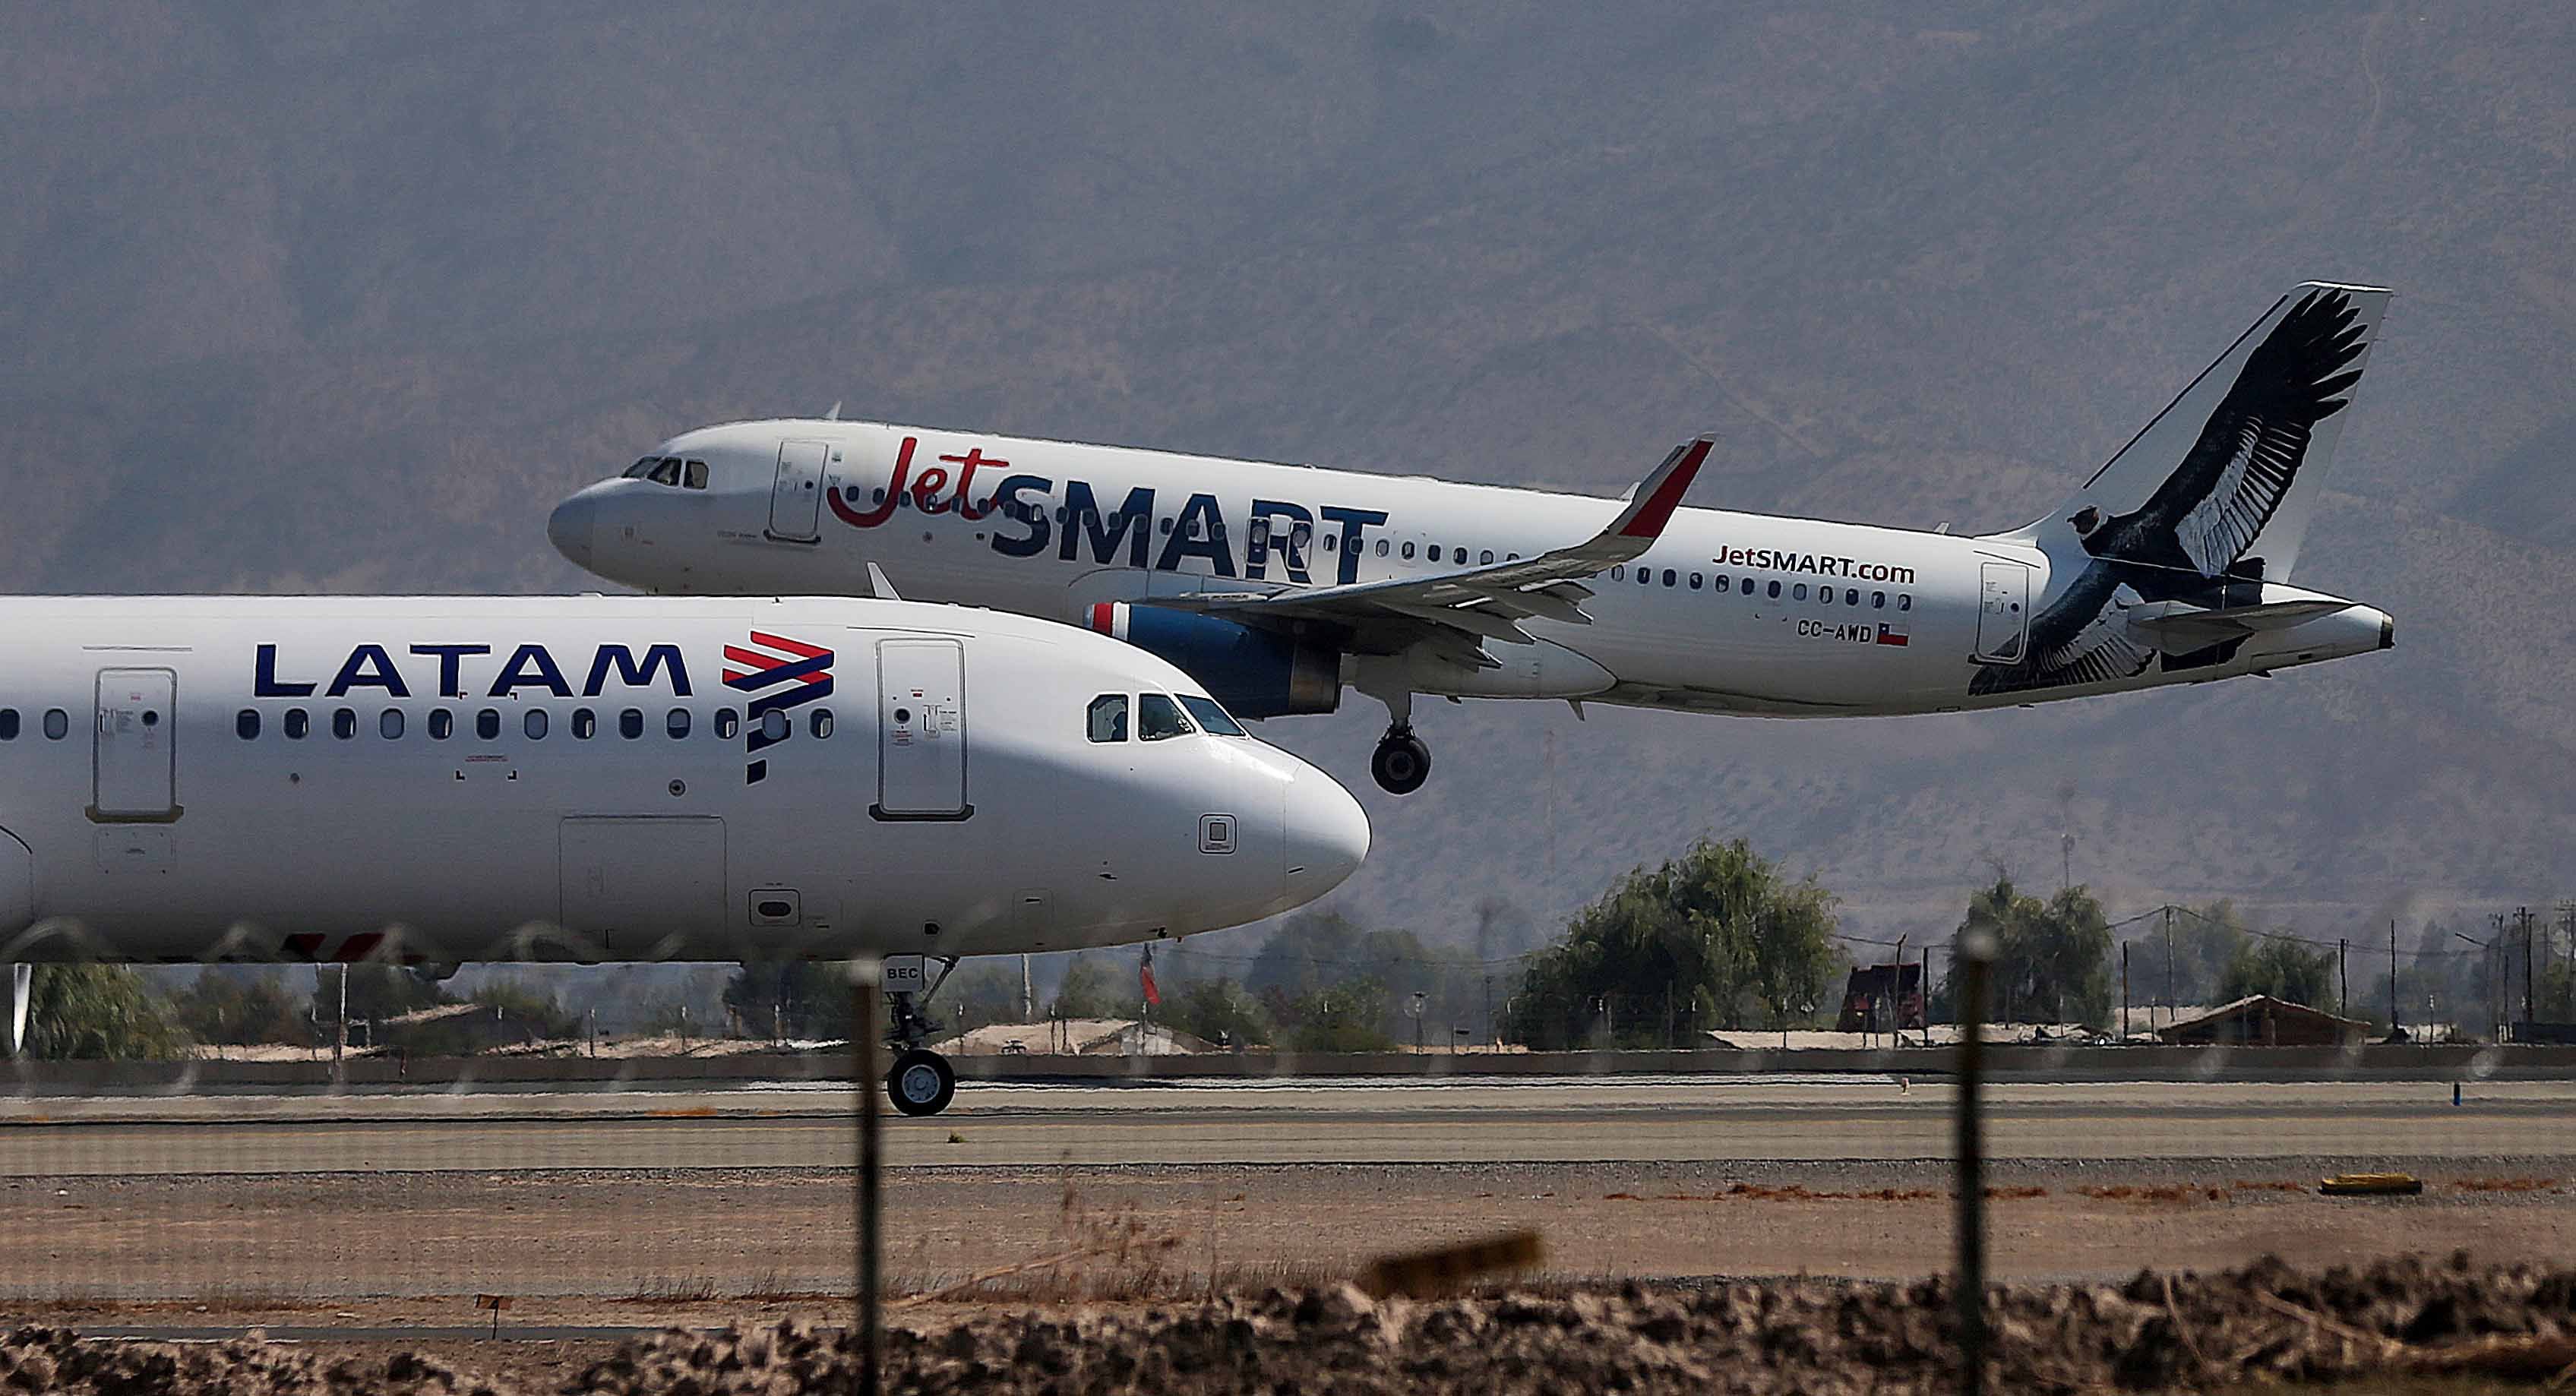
1370,726,1431,796
1365,684,1431,796
883,956,959,1117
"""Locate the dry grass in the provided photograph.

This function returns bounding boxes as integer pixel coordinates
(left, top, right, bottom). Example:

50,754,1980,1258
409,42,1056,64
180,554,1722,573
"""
2448,1176,2559,1193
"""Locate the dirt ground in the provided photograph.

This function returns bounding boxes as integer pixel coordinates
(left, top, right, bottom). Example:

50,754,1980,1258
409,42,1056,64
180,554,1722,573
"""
5,1156,2570,1332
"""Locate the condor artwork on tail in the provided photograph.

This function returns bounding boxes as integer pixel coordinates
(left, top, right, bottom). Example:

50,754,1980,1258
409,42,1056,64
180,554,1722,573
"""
1973,286,2376,695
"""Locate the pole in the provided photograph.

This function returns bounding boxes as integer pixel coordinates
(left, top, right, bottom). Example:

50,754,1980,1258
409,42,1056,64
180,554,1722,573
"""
1484,974,1494,1048
2338,939,2348,1022
1021,953,1034,1023
2520,907,2536,1028
2120,943,2130,1042
1953,927,1995,1396
335,963,347,1067
2389,921,2401,1036
852,956,883,1396
2163,905,2175,1028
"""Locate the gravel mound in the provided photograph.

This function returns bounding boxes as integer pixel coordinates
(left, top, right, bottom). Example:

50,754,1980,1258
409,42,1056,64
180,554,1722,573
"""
12,1254,2576,1394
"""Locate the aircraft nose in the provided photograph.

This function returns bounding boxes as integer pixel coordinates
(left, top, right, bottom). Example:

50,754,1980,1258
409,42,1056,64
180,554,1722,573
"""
546,490,598,569
1280,762,1370,901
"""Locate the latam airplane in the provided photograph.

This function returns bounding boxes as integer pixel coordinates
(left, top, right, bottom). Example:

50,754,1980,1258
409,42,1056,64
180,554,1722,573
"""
0,595,1368,1114
550,283,2396,795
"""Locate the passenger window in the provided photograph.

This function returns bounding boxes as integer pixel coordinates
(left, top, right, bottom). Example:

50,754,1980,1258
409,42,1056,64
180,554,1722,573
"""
1845,589,1859,605
1139,693,1193,741
235,709,258,741
380,709,404,739
1178,695,1245,737
666,708,691,738
332,708,356,740
1663,569,1677,587
283,708,310,741
810,709,833,738
1375,539,1389,557
715,709,741,740
0,709,14,741
1899,594,1913,611
1639,569,1651,586
524,709,548,740
1086,693,1130,743
429,710,454,741
1400,542,1415,560
1689,573,1702,590
760,709,790,741
1427,544,1442,562
1481,550,1494,565
1793,584,1808,601
573,708,596,739
1321,533,1337,551
43,709,66,741
1767,580,1781,599
476,709,501,741
619,708,644,739
683,459,709,490
1610,566,1623,580
1873,591,1886,609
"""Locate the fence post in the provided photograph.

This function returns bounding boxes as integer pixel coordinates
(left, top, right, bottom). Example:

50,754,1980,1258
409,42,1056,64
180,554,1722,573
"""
1953,927,1996,1396
852,956,883,1396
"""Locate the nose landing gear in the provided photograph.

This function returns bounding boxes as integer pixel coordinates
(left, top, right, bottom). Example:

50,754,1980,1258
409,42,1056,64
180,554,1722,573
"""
1370,726,1431,795
882,955,961,1116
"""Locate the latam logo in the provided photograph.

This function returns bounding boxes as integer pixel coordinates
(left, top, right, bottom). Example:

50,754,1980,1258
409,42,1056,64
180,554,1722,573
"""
724,631,833,785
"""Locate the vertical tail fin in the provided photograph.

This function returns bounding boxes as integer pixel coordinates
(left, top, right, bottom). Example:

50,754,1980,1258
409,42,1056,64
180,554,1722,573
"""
2005,282,2391,584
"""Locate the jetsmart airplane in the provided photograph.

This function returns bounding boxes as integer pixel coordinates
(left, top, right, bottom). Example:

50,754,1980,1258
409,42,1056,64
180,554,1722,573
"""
0,595,1367,1114
550,282,2396,795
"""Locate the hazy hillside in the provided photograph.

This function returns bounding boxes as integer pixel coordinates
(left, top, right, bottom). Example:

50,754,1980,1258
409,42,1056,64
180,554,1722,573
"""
3,2,2571,960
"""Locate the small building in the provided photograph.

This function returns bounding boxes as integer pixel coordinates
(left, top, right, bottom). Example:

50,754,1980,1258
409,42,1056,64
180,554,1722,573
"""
2153,995,2368,1047
1835,962,1925,1034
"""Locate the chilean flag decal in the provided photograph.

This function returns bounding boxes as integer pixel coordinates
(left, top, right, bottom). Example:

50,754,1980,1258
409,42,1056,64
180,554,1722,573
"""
1875,623,1910,647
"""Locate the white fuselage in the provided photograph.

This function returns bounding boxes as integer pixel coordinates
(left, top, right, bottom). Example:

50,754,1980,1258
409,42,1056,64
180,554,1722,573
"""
0,596,1367,966
552,421,2392,717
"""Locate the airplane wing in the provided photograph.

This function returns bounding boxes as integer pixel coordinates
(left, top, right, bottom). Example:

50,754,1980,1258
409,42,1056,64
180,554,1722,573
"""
1143,435,1712,670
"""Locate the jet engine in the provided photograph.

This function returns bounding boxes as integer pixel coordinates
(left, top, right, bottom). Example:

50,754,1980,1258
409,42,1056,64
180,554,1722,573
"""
1086,603,1340,719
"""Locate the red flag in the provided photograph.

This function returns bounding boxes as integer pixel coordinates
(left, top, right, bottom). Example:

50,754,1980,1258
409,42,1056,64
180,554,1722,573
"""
1140,949,1162,1007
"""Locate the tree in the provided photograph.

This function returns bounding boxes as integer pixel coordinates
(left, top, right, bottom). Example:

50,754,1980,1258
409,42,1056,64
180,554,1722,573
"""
169,968,308,1046
1943,877,2113,1030
1282,981,1393,1052
21,965,189,1060
2216,935,2335,1008
1506,838,1842,1050
943,963,1031,1033
1153,977,1272,1047
469,978,580,1041
1050,956,1131,1020
725,960,853,1039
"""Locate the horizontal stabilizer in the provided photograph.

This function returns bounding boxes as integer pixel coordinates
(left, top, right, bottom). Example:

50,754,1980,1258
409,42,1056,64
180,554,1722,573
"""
2127,597,2353,648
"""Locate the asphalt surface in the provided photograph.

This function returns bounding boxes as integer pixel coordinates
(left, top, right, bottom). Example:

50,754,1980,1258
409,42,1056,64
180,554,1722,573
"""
5,1076,2567,1173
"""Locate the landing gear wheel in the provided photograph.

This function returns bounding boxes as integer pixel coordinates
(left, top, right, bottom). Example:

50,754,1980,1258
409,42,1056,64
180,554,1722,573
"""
885,1047,956,1117
1370,728,1431,796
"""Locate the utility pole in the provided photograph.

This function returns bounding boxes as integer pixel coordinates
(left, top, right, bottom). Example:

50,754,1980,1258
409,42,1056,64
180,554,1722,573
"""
2120,943,2130,1041
2388,921,2400,1037
2060,832,2073,895
2163,905,2176,1026
2519,906,2536,1028
1483,974,1494,1048
2337,938,2348,1022
1021,953,1034,1023
335,963,347,1067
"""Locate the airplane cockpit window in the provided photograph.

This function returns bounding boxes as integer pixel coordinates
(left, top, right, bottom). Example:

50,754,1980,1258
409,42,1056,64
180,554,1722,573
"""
646,457,684,487
1086,693,1130,743
1177,695,1244,737
1139,693,1193,741
283,708,310,741
683,459,709,489
623,457,657,478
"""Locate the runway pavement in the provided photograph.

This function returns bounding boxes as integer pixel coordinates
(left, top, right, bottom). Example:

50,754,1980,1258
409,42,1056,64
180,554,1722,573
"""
5,1076,2568,1173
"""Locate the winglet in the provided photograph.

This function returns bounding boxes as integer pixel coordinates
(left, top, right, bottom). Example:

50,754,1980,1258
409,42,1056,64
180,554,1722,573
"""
865,561,901,601
1609,435,1712,539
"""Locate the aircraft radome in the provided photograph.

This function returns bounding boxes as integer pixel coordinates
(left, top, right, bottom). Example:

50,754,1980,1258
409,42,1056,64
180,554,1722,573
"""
0,595,1370,1115
552,282,2395,795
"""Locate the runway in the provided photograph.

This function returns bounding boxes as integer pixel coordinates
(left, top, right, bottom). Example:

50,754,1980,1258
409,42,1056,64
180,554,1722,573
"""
5,1076,2568,1174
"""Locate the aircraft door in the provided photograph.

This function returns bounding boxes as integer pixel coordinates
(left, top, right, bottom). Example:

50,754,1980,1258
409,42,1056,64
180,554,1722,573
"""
0,828,30,936
874,639,969,819
768,439,830,542
1974,562,2029,664
92,668,177,821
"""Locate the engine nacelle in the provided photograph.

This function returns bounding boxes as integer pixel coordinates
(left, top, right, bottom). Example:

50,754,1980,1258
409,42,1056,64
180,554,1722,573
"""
1086,603,1341,719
